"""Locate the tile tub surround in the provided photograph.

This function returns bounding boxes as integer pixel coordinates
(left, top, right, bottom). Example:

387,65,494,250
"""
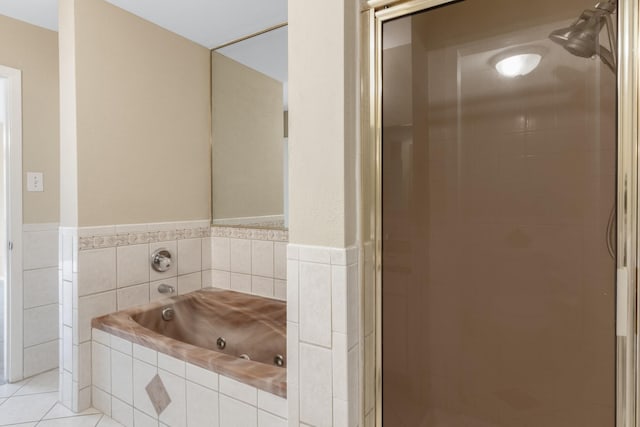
92,326,288,427
210,225,288,300
287,245,361,427
59,220,213,412
92,288,286,396
23,223,60,378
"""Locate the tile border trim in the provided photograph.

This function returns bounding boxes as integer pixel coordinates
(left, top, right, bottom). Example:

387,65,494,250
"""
78,227,211,251
74,222,288,251
211,226,288,242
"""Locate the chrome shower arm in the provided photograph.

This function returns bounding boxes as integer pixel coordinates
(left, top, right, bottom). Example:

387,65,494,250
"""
595,12,616,73
596,0,617,13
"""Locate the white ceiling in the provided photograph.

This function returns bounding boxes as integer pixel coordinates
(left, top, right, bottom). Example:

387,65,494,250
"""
104,0,287,49
0,0,58,31
0,0,287,49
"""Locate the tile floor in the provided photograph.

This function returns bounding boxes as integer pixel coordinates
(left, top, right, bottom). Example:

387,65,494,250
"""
0,370,120,426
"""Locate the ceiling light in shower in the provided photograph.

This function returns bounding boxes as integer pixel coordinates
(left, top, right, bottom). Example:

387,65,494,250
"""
495,53,542,78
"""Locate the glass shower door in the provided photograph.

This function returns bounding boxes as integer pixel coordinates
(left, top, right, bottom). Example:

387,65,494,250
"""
381,1,617,426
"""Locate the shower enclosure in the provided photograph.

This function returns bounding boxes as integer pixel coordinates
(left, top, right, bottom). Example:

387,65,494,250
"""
361,0,640,426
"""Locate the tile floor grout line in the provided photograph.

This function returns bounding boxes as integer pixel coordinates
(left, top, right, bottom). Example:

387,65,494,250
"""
0,391,58,426
11,377,33,397
0,370,122,427
5,369,42,400
41,402,56,421
41,404,102,421
12,391,58,398
39,399,59,423
10,369,58,398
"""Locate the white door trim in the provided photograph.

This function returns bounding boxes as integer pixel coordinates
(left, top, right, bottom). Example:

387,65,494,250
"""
0,65,23,383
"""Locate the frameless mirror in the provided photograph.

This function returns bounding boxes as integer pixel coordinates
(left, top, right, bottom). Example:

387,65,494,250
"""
211,25,288,230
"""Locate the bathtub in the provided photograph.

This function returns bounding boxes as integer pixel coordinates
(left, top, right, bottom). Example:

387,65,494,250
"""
90,288,288,427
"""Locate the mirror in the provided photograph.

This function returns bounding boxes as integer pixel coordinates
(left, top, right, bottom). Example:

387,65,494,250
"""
211,25,288,229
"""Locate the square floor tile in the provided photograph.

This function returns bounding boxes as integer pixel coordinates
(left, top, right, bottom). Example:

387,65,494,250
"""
1,422,37,426
42,402,100,420
37,414,103,426
0,380,28,398
97,416,125,426
0,391,57,424
14,370,58,396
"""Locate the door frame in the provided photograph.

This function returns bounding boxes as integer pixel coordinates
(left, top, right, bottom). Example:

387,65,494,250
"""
360,0,640,425
0,65,24,383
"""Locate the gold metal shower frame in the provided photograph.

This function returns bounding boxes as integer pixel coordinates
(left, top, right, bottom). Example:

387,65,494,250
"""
359,0,640,426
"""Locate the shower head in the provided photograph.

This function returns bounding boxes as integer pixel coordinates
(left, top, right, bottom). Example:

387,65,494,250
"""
549,0,617,72
550,12,606,58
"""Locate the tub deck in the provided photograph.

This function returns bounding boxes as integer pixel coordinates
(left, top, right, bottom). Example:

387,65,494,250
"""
92,288,286,397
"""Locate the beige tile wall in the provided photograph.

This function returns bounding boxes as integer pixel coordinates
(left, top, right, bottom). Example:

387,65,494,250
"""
210,226,288,300
23,224,60,378
60,220,212,412
287,244,360,427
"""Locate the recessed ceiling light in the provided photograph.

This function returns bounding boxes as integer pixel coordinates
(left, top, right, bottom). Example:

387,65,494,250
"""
495,53,542,78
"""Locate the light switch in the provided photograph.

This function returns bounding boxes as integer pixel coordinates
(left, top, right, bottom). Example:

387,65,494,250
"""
27,172,44,192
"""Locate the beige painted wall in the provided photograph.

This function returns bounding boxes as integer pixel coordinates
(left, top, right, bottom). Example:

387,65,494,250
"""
288,0,359,248
59,0,78,227
0,15,59,224
63,0,211,226
211,53,283,221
